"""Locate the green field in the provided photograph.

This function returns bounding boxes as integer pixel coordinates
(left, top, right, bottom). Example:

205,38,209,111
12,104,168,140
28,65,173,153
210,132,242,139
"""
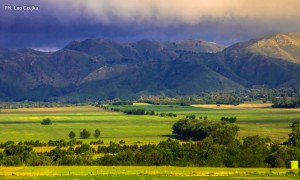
0,104,299,144
0,166,299,179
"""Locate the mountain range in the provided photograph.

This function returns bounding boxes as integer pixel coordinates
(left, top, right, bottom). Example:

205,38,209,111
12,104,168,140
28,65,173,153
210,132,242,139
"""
0,32,300,101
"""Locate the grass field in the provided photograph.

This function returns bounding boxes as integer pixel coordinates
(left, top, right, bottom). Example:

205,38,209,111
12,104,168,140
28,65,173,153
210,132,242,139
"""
0,104,299,144
0,166,299,179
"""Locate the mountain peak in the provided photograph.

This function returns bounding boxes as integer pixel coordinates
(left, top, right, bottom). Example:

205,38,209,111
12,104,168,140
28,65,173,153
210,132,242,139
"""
164,39,226,53
246,32,300,63
64,38,115,50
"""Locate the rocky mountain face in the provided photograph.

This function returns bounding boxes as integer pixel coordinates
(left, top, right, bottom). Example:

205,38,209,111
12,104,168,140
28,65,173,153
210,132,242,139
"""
0,33,300,101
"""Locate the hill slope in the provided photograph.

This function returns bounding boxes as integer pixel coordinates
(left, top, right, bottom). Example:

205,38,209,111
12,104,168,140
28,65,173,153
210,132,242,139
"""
247,32,300,64
218,32,300,87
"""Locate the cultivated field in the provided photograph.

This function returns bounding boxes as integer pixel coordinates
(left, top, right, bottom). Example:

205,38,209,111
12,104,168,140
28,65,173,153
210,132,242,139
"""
0,104,299,143
191,103,273,109
0,166,299,179
0,105,171,144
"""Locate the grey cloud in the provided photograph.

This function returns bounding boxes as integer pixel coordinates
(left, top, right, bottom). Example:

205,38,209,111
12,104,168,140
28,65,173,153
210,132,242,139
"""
45,0,300,25
0,0,300,49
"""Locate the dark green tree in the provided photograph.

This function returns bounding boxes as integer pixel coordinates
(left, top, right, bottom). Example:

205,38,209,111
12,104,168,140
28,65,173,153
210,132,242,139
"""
68,131,76,139
80,129,91,139
266,141,288,168
288,123,300,147
94,129,101,138
239,136,270,167
41,118,52,125
210,123,239,145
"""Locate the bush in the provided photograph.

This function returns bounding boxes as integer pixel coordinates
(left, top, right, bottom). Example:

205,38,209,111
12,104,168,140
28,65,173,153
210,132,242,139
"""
0,141,15,148
47,139,67,147
123,109,145,115
119,140,126,144
186,115,196,119
90,140,104,145
80,129,91,139
94,129,101,138
41,118,52,125
68,131,76,139
291,120,300,128
221,117,237,123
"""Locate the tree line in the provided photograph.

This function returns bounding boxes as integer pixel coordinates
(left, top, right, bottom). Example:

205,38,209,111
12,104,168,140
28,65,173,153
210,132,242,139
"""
272,97,300,108
137,87,299,107
1,136,299,167
98,105,178,117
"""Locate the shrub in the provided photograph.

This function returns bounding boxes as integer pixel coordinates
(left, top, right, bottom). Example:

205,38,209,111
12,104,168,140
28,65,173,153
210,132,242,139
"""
119,140,126,144
68,131,76,139
221,117,237,123
94,129,101,138
90,140,104,145
41,118,52,125
80,129,91,139
123,109,146,115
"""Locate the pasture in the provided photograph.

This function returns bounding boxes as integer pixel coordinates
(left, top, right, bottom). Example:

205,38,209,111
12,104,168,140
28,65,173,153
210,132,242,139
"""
0,104,299,144
0,166,299,179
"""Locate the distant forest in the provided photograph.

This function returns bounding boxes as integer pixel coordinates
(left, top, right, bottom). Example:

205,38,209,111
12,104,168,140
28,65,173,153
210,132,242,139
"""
1,87,299,109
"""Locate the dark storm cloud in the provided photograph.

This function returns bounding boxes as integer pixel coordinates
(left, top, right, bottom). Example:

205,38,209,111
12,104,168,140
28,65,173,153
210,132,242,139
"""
1,0,300,50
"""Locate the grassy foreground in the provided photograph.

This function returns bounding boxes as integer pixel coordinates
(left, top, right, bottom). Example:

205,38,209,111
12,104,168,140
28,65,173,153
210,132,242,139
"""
0,166,299,179
0,104,299,143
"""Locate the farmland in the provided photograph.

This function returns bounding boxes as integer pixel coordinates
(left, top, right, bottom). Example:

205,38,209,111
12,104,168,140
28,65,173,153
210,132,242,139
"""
0,103,300,178
0,166,299,179
0,104,299,143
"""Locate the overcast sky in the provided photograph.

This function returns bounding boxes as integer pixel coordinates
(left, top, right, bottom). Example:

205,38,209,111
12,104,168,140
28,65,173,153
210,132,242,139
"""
1,0,300,51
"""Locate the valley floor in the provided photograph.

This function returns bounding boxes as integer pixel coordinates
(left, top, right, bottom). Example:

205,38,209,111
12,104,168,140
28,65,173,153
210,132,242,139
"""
0,104,299,144
0,166,299,179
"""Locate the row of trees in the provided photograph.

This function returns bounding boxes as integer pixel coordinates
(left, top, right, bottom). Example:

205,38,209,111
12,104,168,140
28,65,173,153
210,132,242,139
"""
123,109,154,115
99,105,178,117
138,93,243,106
122,109,178,118
69,129,101,139
1,136,300,167
0,102,76,109
0,138,107,149
185,115,208,120
0,139,83,148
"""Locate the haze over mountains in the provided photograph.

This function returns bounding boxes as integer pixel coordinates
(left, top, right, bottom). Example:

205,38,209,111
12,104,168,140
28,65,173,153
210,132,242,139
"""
0,32,300,101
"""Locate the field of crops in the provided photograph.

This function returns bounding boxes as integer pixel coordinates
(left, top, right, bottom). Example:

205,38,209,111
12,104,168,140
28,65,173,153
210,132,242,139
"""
0,166,299,179
0,104,299,144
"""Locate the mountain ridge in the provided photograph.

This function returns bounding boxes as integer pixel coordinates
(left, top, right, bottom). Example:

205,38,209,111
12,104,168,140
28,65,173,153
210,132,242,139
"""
0,33,299,101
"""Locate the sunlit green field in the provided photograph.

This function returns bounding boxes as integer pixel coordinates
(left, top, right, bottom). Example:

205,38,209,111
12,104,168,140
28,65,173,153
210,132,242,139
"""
0,166,299,179
0,104,299,143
